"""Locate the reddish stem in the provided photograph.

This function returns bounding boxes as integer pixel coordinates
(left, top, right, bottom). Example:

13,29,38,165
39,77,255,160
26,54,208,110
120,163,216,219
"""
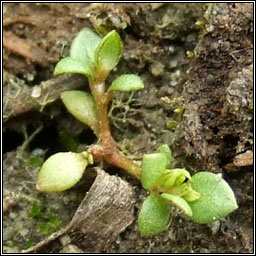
88,78,141,180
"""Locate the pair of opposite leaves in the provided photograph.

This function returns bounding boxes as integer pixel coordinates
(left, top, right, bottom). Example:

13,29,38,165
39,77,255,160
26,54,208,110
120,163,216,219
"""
54,27,144,91
56,28,144,135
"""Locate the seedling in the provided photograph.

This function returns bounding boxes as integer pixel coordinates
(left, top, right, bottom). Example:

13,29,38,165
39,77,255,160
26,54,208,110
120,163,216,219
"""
37,28,143,192
138,144,238,236
36,28,238,237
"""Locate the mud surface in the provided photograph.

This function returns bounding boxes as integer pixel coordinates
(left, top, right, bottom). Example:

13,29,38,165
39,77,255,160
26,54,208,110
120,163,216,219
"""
3,3,253,253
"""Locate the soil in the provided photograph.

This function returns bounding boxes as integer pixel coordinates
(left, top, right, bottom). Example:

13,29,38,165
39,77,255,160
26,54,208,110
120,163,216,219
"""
3,3,253,253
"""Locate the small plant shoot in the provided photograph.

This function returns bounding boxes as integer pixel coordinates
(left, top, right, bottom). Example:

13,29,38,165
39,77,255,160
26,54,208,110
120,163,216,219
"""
37,28,144,193
95,30,123,80
36,27,238,237
138,144,238,237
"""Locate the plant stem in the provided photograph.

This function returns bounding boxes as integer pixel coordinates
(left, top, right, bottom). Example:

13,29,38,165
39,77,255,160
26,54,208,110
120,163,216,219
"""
88,78,141,180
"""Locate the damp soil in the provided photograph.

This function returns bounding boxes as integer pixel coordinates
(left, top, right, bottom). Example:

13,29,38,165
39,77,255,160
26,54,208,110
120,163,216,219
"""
3,3,253,253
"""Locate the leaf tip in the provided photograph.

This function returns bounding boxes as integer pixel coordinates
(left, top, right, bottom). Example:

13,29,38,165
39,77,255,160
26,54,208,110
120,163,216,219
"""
36,183,42,191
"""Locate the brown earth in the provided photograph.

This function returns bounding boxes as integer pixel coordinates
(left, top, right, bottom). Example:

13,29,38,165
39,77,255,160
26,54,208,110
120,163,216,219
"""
3,3,253,253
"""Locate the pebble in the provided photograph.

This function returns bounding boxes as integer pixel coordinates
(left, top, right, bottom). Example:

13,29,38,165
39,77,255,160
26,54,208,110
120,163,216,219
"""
9,212,17,219
59,244,84,253
60,234,71,246
19,228,29,237
31,86,42,98
233,150,253,167
168,45,176,54
169,59,178,69
150,62,164,77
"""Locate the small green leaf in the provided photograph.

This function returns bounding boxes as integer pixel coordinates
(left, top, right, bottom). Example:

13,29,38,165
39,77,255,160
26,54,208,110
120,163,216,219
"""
188,172,238,224
141,153,167,190
161,193,193,217
156,144,172,168
36,152,88,192
61,91,99,134
181,186,201,202
70,28,102,63
108,74,144,92
95,30,123,79
54,57,92,76
138,194,171,237
158,169,191,192
165,181,200,203
58,129,79,152
174,107,185,115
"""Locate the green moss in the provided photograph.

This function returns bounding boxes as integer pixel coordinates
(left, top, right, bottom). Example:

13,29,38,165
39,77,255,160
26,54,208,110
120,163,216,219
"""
206,74,215,85
166,120,178,130
28,156,43,167
29,204,44,218
25,239,33,248
38,214,62,235
39,222,51,235
47,214,62,230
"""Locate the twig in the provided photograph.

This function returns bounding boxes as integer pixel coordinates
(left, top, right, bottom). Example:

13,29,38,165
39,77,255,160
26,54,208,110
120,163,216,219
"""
3,31,49,67
21,224,72,254
3,74,87,122
3,16,39,26
19,125,44,154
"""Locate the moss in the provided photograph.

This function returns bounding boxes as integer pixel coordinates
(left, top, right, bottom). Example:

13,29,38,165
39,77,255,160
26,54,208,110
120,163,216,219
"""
166,120,178,130
28,156,43,167
3,150,82,252
29,204,44,218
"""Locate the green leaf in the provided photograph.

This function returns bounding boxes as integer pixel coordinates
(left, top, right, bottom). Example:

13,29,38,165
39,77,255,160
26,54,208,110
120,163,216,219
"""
188,172,238,224
156,144,172,168
138,194,171,237
108,74,144,92
54,57,92,76
181,186,201,202
70,27,102,63
95,30,123,79
157,169,191,192
61,91,99,134
36,152,88,192
141,153,167,190
161,193,193,217
58,129,79,152
164,181,201,203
